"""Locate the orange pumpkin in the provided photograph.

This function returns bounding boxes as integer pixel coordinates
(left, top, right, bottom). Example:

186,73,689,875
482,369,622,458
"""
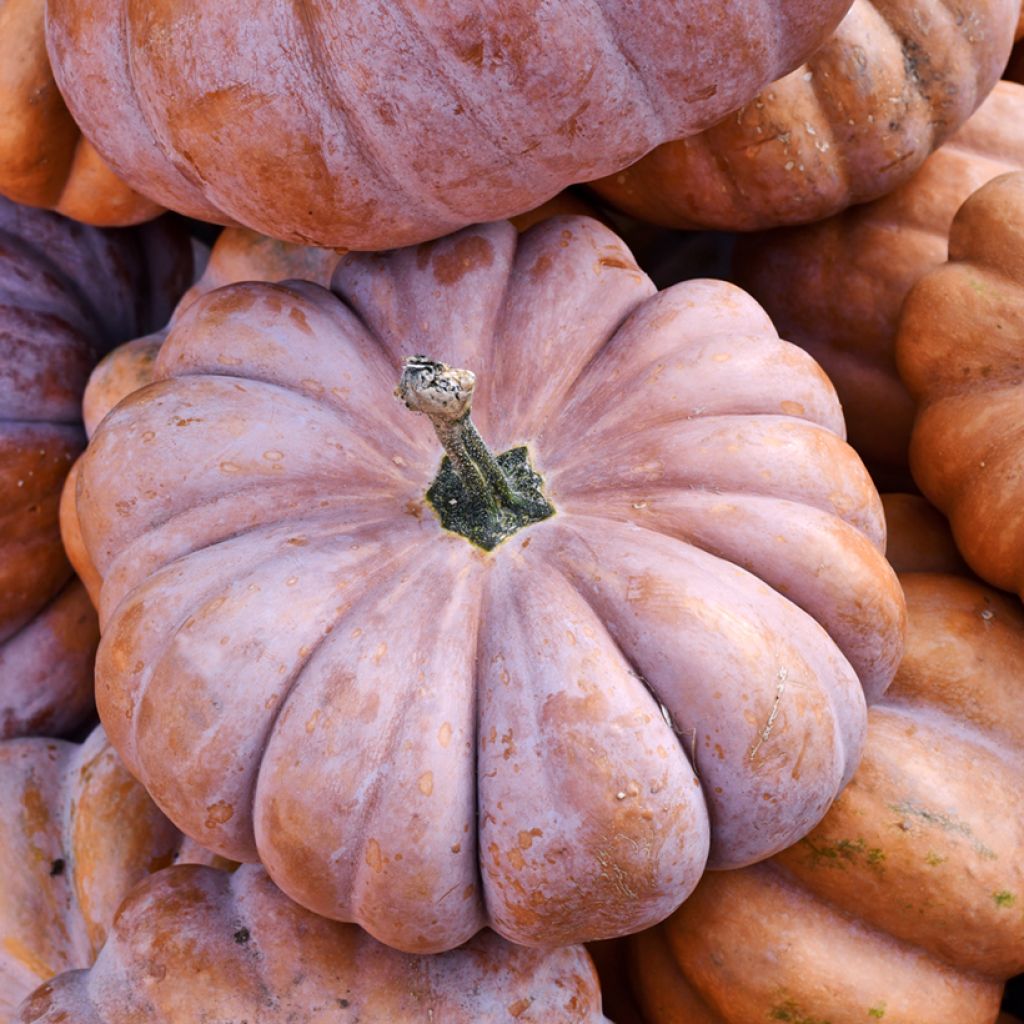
897,171,1024,596
72,217,903,952
589,0,1017,232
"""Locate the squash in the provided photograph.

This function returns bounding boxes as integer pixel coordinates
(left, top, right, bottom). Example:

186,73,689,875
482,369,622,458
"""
624,498,1024,1024
72,216,904,952
0,726,222,1020
588,0,1017,232
44,0,852,250
0,0,160,226
733,79,1024,477
897,171,1024,597
16,864,610,1023
0,196,190,738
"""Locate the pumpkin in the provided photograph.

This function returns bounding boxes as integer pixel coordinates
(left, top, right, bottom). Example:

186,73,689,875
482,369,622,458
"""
897,171,1024,597
588,0,1017,232
0,0,160,226
0,726,223,1020
624,499,1024,1024
44,0,853,250
732,79,1024,477
72,216,904,953
17,864,610,1023
0,196,190,738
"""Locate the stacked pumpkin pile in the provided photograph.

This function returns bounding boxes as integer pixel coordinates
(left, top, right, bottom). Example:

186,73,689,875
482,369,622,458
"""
1,1,1023,1021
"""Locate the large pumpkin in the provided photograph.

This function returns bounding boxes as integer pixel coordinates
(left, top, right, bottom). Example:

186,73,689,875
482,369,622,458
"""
44,0,853,250
588,0,1017,232
0,196,190,738
0,726,221,1021
897,171,1024,597
17,864,610,1023
0,0,160,226
73,216,904,952
732,79,1024,477
624,497,1024,1024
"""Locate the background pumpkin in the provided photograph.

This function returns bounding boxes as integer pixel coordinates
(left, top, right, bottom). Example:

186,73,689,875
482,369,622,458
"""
74,216,903,953
732,79,1024,480
44,0,853,249
16,864,610,1023
588,0,1018,233
0,197,190,738
0,0,160,226
622,496,1024,1024
0,726,223,1021
897,170,1024,597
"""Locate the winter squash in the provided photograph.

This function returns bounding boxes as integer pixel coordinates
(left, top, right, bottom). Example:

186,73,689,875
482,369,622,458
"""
588,0,1017,232
72,216,904,952
0,0,160,226
897,171,1024,596
16,864,610,1023
879,493,966,576
625,508,1024,1024
733,79,1024,477
0,726,222,1020
44,0,852,249
0,197,190,738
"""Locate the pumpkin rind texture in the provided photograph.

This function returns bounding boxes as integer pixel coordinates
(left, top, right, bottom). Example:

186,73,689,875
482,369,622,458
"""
74,217,904,952
16,865,611,1023
44,0,853,249
898,171,1024,596
589,0,1018,232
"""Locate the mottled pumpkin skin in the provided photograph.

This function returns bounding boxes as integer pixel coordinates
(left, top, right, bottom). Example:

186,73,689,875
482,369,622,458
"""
589,0,1017,232
733,80,1024,477
44,0,852,249
898,171,1024,597
16,865,611,1024
0,197,190,738
0,0,159,226
73,217,904,953
0,727,222,1021
626,539,1024,1024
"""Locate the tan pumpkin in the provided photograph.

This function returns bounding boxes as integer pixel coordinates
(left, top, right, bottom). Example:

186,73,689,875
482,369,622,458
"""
897,171,1024,596
0,0,160,225
624,499,1024,1024
72,216,904,952
17,864,610,1023
0,726,223,1021
733,79,1024,477
589,0,1017,232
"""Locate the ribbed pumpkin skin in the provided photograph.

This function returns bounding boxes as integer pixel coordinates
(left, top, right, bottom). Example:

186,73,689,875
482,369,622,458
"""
44,0,852,250
0,727,221,1022
589,0,1017,232
0,0,160,226
16,865,611,1024
73,216,903,953
627,564,1024,1024
0,197,190,738
733,80,1024,476
898,171,1024,597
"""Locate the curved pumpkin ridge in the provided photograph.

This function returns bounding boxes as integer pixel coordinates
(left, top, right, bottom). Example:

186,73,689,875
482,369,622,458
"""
476,555,709,948
538,515,859,869
253,545,483,955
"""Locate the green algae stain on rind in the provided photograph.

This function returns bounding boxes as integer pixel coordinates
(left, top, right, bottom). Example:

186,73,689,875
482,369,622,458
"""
800,836,886,876
993,889,1016,908
768,999,832,1024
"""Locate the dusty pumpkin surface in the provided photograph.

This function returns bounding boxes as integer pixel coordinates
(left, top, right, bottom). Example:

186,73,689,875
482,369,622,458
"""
74,216,904,953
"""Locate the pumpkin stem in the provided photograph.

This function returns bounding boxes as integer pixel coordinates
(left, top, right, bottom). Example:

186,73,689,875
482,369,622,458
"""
395,355,554,549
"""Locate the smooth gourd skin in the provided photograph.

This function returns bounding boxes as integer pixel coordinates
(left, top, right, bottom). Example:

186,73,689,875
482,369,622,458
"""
16,865,611,1024
44,0,852,250
74,216,904,953
0,197,190,738
0,0,159,226
734,80,1024,477
589,0,1018,233
898,171,1024,597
